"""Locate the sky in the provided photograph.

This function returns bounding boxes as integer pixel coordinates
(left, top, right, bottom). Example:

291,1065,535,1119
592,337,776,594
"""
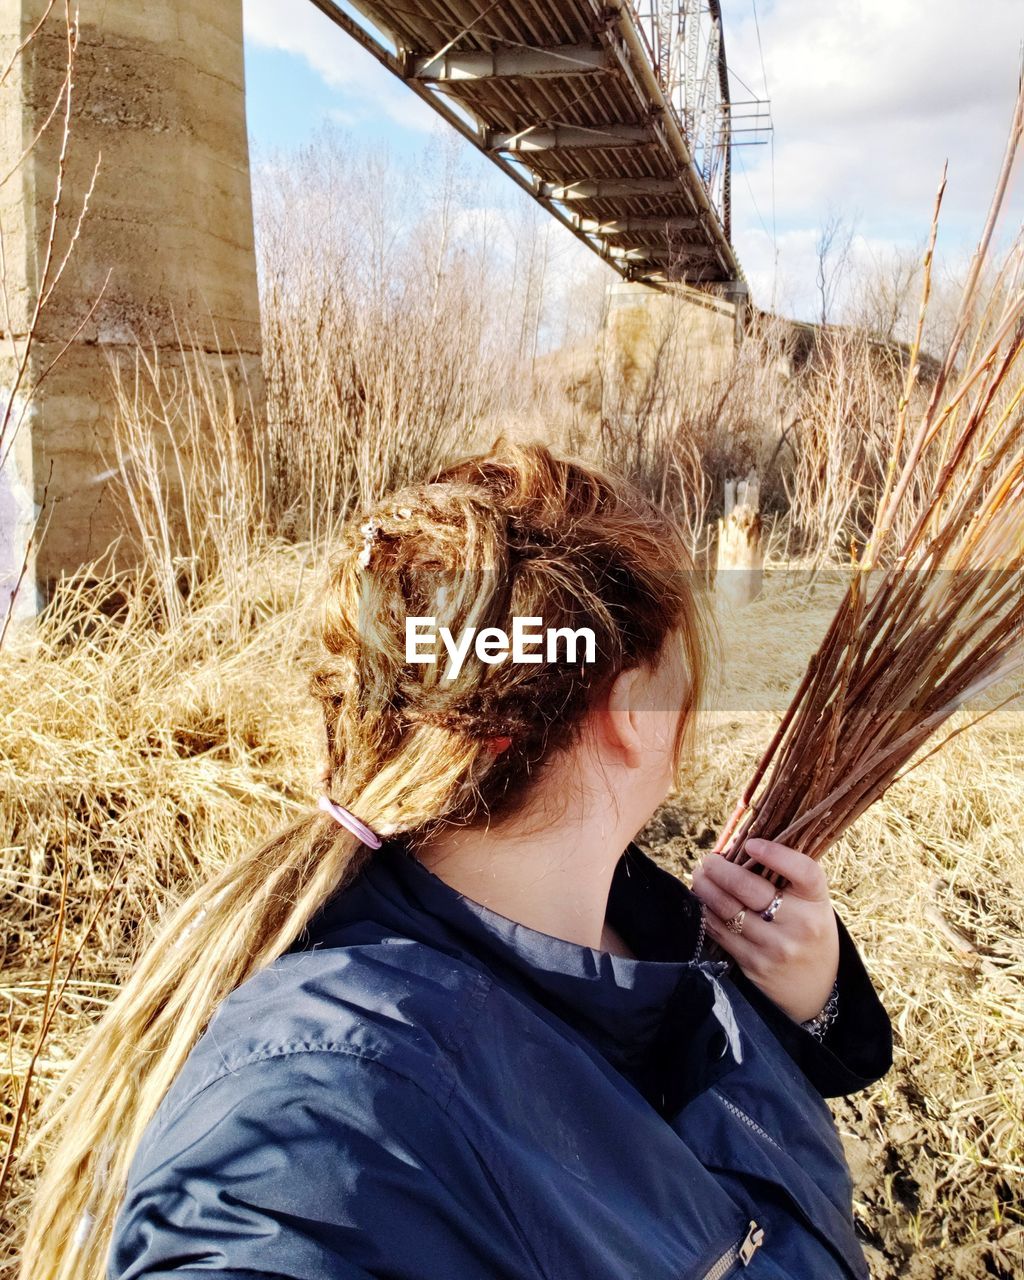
242,0,1024,323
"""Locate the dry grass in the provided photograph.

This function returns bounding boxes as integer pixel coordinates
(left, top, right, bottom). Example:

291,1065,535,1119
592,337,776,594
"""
0,544,318,1264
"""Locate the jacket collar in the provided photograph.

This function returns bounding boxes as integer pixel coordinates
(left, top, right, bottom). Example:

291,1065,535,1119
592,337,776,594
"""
310,840,742,1116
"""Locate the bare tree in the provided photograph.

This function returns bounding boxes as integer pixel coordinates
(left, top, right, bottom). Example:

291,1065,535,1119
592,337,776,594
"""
847,241,924,342
815,207,856,325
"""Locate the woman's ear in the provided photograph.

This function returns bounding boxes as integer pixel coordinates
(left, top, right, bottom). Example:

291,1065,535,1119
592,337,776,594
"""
604,667,645,769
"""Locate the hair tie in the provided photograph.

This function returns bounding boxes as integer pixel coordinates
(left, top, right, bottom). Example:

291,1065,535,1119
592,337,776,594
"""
317,794,383,849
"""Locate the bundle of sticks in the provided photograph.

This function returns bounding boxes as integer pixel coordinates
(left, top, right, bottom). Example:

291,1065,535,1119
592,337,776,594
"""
717,80,1024,874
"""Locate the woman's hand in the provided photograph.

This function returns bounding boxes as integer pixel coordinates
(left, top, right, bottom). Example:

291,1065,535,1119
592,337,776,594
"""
691,838,839,1025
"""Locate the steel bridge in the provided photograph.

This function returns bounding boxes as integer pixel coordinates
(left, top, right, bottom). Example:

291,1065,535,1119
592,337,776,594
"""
307,0,764,290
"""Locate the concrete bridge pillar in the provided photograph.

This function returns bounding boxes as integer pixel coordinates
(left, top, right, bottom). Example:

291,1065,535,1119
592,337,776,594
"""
0,0,262,616
600,280,746,409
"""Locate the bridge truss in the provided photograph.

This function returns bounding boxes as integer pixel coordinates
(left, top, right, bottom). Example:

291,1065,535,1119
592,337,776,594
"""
308,0,758,288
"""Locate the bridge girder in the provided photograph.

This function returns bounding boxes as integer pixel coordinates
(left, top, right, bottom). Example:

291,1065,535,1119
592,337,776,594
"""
570,215,700,234
487,124,652,151
539,178,680,199
610,244,716,262
412,45,608,80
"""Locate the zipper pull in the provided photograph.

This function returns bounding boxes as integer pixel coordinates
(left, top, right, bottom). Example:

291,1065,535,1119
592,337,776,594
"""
738,1220,765,1266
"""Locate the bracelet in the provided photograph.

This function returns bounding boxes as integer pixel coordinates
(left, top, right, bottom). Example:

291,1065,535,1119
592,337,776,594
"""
800,980,839,1040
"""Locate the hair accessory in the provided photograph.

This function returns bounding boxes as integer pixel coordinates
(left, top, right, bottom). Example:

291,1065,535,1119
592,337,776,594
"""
317,794,383,849
357,519,379,569
487,736,513,754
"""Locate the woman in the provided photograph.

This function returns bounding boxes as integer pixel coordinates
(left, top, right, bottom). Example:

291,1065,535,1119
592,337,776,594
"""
22,442,891,1280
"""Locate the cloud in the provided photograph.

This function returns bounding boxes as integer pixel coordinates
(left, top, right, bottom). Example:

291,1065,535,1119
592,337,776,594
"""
723,0,1024,316
243,0,438,133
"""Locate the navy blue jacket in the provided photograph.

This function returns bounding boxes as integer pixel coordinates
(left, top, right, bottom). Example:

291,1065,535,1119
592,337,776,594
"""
109,842,892,1280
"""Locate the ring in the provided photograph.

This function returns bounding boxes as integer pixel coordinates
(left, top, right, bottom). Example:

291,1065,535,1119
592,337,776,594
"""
725,909,746,935
759,892,784,923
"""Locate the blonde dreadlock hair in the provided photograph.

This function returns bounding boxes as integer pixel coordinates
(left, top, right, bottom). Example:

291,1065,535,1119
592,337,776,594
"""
20,441,712,1279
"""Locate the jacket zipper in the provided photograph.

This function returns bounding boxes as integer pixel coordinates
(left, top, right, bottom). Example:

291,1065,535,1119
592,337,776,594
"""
700,1221,765,1279
712,1089,783,1152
